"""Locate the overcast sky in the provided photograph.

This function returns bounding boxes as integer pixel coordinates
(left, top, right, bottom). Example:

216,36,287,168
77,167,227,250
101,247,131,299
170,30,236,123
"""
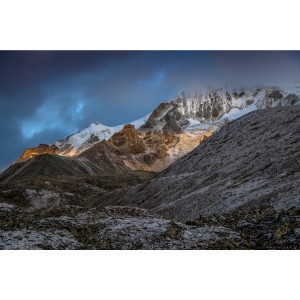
1,50,300,171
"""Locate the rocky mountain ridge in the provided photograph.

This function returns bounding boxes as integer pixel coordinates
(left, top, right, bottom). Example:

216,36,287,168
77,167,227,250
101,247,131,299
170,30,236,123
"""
7,86,300,176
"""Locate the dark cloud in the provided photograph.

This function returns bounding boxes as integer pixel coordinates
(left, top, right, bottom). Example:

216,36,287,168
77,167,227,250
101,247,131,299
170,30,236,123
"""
0,51,300,171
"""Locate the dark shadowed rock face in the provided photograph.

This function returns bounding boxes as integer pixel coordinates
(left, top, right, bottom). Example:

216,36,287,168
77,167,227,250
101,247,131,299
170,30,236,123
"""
142,102,173,130
95,105,300,220
0,154,115,182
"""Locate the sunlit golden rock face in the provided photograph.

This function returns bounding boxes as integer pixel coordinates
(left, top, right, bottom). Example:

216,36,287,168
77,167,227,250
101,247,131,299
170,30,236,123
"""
109,124,147,154
77,124,216,173
166,130,214,162
121,129,215,172
17,144,59,162
108,126,179,172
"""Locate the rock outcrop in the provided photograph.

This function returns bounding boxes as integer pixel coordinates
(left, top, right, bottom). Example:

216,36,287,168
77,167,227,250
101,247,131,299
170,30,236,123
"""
18,144,59,162
80,124,213,172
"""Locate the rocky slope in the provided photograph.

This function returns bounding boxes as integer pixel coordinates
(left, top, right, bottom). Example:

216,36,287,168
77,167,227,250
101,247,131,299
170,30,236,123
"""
0,204,245,250
94,105,300,220
1,202,299,249
0,153,131,182
13,86,300,174
0,170,155,209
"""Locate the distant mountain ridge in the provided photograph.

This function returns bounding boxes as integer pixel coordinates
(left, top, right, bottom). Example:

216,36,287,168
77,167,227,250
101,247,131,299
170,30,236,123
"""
3,86,300,179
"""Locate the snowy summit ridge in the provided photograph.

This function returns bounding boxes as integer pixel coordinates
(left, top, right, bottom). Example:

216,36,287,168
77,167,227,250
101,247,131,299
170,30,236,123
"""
55,113,151,156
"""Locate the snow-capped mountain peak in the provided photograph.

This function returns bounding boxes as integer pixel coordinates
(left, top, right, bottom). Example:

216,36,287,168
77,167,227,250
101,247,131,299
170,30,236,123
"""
141,87,300,133
56,113,151,156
